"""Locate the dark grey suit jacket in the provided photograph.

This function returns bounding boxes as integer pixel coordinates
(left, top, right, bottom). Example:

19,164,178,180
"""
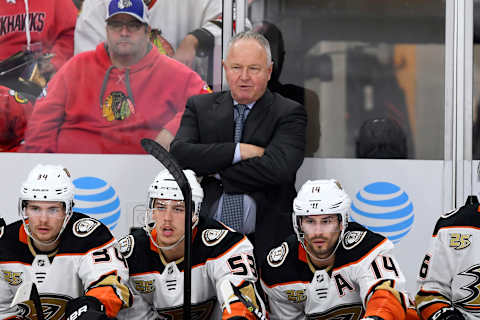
170,89,307,264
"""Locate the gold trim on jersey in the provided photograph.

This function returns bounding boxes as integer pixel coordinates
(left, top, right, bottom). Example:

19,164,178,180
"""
306,303,364,320
27,237,59,258
239,282,259,310
372,280,402,303
156,297,216,320
88,274,131,308
306,254,332,274
415,289,450,311
158,250,184,266
18,294,70,320
2,270,23,286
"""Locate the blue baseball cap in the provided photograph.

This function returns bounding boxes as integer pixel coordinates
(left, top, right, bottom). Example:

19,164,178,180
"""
106,0,149,24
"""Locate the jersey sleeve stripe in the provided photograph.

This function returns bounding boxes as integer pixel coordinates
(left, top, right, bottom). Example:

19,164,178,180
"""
264,279,310,289
0,260,31,266
56,238,115,257
434,225,480,237
194,235,249,268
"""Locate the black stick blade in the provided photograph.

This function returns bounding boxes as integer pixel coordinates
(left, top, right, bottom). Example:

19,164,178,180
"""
141,138,192,318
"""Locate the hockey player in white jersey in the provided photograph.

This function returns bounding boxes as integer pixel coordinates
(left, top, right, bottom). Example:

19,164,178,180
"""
415,196,480,320
0,164,131,320
260,179,414,320
116,169,267,320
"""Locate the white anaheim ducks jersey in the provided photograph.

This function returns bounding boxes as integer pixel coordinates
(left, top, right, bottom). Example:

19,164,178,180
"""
0,212,129,320
261,222,409,320
416,201,480,320
116,217,261,320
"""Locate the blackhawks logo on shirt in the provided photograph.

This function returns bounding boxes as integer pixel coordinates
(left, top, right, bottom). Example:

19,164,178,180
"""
102,91,135,121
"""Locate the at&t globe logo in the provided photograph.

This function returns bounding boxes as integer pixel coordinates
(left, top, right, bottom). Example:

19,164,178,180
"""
73,177,121,230
350,182,414,243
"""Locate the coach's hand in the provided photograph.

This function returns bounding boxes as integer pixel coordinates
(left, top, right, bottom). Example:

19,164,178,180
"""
239,144,265,160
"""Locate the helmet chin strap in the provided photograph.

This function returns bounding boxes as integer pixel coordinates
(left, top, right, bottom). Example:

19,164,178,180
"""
151,233,185,251
301,229,344,264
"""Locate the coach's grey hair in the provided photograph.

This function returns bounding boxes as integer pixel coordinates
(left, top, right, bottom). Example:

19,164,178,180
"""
227,31,273,65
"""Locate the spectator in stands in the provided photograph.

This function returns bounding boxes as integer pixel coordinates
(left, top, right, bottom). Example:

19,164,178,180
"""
75,0,222,69
72,0,85,11
23,0,210,154
1,0,76,78
0,0,77,151
355,117,407,159
0,88,32,152
170,31,307,263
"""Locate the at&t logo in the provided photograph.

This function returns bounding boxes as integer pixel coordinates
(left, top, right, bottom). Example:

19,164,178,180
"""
350,182,414,243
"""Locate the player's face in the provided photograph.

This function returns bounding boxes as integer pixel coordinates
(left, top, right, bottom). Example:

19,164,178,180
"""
25,201,66,244
223,39,272,104
301,214,342,259
106,14,150,64
152,199,186,248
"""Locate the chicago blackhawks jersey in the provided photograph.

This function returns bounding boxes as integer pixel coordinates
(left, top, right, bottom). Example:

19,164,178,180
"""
0,86,34,152
0,212,130,320
416,201,480,320
116,217,263,320
261,222,409,320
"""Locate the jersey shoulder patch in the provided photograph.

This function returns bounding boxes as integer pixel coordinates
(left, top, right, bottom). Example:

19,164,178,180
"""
73,218,101,238
342,230,368,250
118,234,135,258
433,203,480,236
60,213,114,254
201,229,228,246
333,222,387,269
261,236,313,287
267,241,289,268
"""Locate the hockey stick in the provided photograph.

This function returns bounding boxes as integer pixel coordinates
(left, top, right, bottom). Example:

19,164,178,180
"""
10,281,45,320
231,283,267,320
141,138,193,319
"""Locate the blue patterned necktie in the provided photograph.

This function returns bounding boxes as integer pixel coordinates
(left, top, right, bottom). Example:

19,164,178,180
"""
220,104,247,231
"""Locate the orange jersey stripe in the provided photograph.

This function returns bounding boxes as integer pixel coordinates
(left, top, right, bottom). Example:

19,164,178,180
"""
419,302,449,320
86,286,122,318
222,300,257,320
333,239,388,272
364,289,405,320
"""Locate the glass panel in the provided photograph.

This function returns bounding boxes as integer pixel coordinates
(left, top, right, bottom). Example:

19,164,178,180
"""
249,0,445,159
474,0,480,160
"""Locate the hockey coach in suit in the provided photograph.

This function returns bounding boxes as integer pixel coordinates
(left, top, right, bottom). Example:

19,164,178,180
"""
170,30,307,264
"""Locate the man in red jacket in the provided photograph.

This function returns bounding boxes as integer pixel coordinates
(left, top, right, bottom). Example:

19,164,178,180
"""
24,0,210,154
0,87,34,152
0,0,77,152
0,0,76,74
